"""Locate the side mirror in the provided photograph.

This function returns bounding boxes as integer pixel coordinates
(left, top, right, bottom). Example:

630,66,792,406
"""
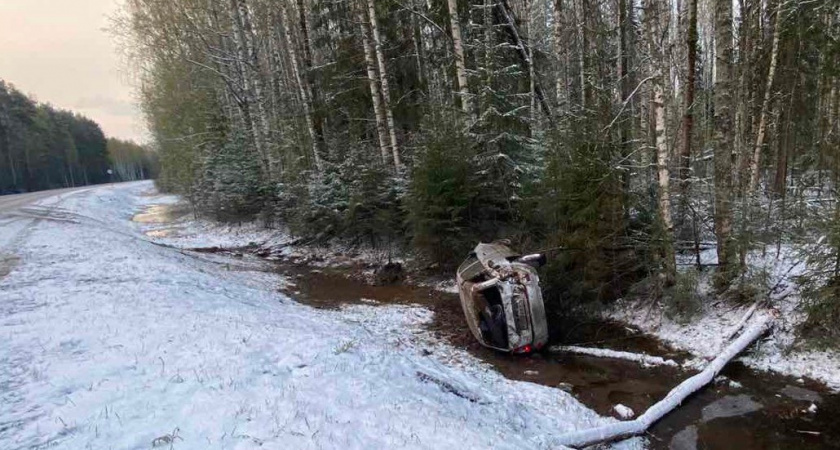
517,253,546,268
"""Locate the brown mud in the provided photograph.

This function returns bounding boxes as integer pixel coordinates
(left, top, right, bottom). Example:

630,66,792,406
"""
134,202,840,449
268,256,840,449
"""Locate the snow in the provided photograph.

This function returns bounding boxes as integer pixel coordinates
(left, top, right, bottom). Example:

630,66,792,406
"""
549,346,680,368
553,316,772,448
0,181,642,449
613,404,635,420
610,248,840,390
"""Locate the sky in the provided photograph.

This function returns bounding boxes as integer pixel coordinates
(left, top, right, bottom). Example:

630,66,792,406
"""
0,0,146,142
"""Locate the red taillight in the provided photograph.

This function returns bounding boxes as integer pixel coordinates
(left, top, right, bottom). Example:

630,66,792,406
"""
515,344,533,354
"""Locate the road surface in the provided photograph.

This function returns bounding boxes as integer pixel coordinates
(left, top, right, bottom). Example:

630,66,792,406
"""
0,185,101,214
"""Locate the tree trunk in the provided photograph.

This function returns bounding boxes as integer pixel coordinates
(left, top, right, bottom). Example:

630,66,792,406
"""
498,1,552,119
617,0,633,195
679,0,697,196
553,0,564,105
295,0,327,157
575,0,586,108
713,0,737,284
525,0,537,131
366,0,401,170
646,0,675,284
447,0,473,119
410,1,426,88
772,105,787,196
229,0,271,179
733,0,753,193
280,2,323,172
357,2,391,164
655,79,676,284
747,0,782,193
238,0,273,175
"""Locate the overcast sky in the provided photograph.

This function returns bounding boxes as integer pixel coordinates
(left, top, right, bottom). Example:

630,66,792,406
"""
0,0,145,142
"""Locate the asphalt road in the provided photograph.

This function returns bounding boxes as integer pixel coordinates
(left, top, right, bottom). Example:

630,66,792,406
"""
0,185,102,213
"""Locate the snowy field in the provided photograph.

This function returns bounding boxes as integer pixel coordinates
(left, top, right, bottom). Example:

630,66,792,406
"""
0,181,641,449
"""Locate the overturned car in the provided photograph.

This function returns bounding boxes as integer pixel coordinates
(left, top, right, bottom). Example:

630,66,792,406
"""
456,242,548,354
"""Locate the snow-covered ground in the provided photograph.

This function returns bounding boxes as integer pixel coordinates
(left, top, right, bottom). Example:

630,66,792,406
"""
0,181,641,449
611,248,840,391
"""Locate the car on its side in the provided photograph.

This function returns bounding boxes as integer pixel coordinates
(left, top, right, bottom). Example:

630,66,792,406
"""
456,242,548,354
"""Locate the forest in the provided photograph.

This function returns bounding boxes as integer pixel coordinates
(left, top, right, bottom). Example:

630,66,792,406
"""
107,137,161,182
117,0,840,341
0,80,158,193
0,80,111,193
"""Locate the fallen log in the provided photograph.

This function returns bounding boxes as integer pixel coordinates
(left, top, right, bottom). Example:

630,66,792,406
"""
548,346,680,368
724,299,762,342
553,315,772,448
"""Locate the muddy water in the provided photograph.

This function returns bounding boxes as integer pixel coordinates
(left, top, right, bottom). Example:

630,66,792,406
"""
133,203,192,238
132,202,840,449
271,258,840,449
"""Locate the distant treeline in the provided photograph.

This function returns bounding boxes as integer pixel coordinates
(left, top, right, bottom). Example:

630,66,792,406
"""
107,137,159,182
0,80,157,194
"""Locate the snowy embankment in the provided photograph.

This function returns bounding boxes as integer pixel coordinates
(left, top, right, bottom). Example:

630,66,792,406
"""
609,249,840,391
0,181,640,449
137,197,462,295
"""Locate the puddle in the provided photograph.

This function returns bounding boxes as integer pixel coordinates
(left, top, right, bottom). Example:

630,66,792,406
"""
132,203,191,237
265,255,840,449
701,394,763,422
781,384,823,403
669,425,697,450
131,200,840,449
132,204,178,223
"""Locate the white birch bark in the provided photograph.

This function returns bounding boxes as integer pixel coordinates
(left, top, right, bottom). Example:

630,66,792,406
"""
447,0,474,119
575,0,586,108
228,0,269,177
525,0,537,130
366,0,401,170
236,0,273,175
553,0,564,104
280,2,323,172
647,0,675,283
357,2,391,164
747,0,782,192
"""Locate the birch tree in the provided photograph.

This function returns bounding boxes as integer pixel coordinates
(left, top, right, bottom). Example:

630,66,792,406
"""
357,1,391,164
553,0,564,104
366,0,401,170
447,0,473,119
647,0,676,284
747,0,783,193
279,1,322,172
229,0,271,178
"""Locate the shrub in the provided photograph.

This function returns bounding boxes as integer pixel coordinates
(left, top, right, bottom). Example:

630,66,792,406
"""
665,270,702,322
407,116,478,267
